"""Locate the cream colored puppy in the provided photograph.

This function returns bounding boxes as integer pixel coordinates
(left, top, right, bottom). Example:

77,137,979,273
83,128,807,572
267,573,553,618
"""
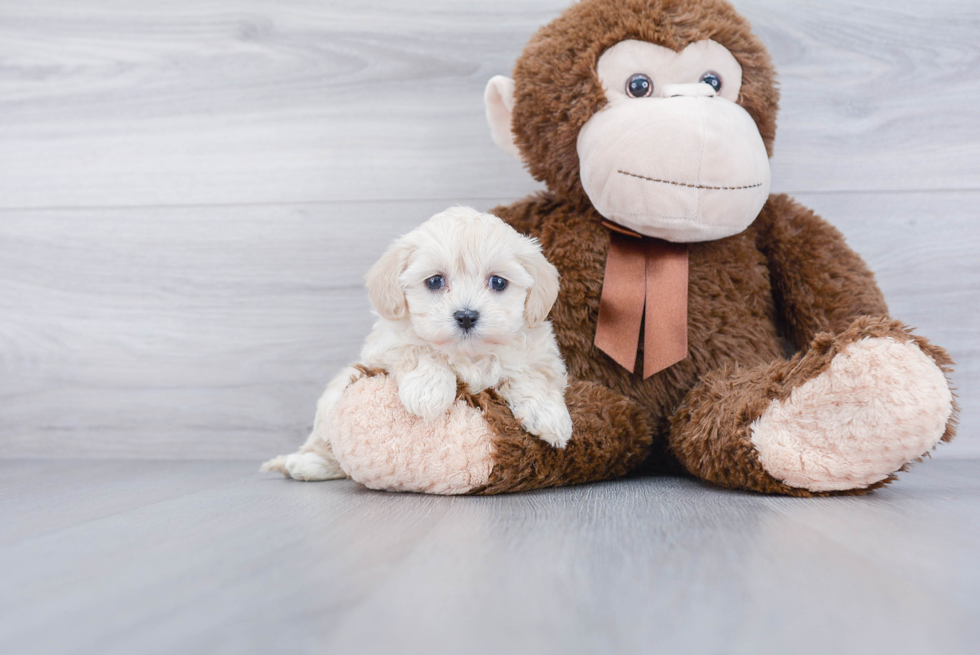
262,206,573,481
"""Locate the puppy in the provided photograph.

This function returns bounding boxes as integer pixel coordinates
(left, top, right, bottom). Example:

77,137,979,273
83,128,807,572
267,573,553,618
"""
262,206,573,481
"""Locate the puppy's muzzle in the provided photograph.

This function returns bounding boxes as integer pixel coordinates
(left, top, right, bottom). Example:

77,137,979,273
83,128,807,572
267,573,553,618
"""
454,309,480,332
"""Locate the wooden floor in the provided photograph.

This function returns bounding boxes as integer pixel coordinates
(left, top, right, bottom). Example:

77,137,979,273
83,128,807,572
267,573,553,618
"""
0,459,977,655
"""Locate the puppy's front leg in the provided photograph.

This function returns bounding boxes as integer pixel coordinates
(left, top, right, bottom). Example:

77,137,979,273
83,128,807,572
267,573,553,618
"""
396,355,458,422
499,377,573,448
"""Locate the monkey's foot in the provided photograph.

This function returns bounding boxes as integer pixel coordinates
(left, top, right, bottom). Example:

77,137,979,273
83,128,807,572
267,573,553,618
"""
670,317,956,496
750,324,955,492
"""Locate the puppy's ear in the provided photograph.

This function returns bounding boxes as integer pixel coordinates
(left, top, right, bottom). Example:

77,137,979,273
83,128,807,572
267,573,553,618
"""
365,239,414,320
518,238,560,328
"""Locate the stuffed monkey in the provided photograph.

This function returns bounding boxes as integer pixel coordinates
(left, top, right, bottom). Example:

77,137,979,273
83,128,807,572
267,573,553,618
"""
323,0,957,496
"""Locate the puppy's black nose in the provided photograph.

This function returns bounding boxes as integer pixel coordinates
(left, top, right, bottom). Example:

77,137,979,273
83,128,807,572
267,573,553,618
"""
454,309,480,331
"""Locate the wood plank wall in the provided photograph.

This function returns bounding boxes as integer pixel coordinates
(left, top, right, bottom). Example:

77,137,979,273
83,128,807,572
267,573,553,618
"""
1,0,977,458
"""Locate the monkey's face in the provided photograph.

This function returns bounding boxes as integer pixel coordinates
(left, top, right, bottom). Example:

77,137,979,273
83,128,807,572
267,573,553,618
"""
576,40,771,242
486,0,780,244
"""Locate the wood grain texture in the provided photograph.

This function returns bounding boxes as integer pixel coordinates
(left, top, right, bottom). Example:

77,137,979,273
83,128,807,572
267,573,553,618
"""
1,192,977,458
0,459,254,546
0,199,460,458
0,0,977,459
0,459,977,655
0,0,978,208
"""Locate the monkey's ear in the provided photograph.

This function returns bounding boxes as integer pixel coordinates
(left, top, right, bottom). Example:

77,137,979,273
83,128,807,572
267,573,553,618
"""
518,238,560,328
365,239,414,321
484,76,521,161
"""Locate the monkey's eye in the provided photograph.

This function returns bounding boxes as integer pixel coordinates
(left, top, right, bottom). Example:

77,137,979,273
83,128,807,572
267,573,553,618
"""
626,73,654,98
699,72,722,93
489,276,508,292
425,275,445,291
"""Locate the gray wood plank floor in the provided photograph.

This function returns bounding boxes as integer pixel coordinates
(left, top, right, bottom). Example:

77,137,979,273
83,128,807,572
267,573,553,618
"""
0,459,977,655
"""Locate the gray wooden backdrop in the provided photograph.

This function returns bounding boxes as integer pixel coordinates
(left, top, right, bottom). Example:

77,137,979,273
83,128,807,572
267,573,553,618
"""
1,0,977,459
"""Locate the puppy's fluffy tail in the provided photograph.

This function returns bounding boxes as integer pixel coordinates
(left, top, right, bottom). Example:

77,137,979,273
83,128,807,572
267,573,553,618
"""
259,455,288,475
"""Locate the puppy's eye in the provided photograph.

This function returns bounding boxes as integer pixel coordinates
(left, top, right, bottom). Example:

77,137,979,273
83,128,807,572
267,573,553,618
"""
626,73,653,98
489,276,508,292
699,71,722,93
424,275,445,291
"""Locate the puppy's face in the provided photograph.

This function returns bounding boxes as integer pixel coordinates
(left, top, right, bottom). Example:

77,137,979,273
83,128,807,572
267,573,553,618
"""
366,208,560,354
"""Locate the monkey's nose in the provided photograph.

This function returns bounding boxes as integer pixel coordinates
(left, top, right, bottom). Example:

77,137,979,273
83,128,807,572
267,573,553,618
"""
661,83,717,98
454,309,480,331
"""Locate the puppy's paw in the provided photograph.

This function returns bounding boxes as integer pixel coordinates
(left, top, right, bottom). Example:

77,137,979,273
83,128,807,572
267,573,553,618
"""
261,452,345,481
398,368,458,422
519,402,574,449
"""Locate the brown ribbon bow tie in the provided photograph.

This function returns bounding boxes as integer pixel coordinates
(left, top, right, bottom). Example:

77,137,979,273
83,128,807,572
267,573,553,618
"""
594,221,689,378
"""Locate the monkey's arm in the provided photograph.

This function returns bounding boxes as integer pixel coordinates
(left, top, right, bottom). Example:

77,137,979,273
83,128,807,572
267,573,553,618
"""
754,194,888,350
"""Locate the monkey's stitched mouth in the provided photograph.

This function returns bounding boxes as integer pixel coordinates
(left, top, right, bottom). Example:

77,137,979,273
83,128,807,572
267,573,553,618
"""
617,169,763,191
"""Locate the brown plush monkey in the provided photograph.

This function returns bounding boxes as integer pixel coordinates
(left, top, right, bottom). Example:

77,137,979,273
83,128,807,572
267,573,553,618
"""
325,0,958,496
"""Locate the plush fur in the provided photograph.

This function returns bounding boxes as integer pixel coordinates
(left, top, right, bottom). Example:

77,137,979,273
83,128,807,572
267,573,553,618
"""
331,370,496,494
471,379,653,494
669,317,956,496
330,368,653,495
510,0,779,202
316,0,958,496
750,336,953,492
